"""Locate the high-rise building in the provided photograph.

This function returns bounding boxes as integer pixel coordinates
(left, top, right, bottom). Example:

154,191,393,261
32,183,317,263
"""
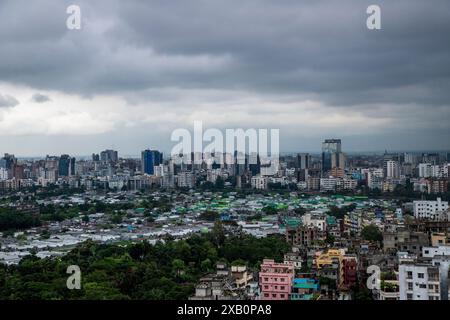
404,153,418,165
2,154,17,170
331,152,346,170
386,160,400,178
100,150,118,163
59,155,71,177
383,151,401,177
13,165,24,180
0,167,8,180
322,139,344,174
422,153,439,165
249,152,261,176
296,153,311,170
177,171,195,188
141,149,163,175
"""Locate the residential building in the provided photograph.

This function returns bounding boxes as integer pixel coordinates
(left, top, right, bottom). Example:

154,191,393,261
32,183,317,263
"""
413,198,449,220
399,256,450,300
259,259,295,300
290,278,320,300
251,175,268,190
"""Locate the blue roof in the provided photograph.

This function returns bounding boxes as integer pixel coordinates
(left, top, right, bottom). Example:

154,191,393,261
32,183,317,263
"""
292,278,320,290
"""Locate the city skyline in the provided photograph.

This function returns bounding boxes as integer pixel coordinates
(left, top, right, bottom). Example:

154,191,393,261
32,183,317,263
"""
2,0,450,307
0,0,450,156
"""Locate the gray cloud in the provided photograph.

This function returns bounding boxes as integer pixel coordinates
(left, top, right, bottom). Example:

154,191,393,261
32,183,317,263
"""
0,0,449,154
31,93,51,103
0,94,19,108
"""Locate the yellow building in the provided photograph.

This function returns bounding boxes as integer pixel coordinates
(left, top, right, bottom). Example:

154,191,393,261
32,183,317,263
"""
315,249,346,269
431,233,447,246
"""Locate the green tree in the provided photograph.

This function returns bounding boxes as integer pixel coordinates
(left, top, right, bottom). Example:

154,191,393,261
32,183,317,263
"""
361,224,383,242
211,220,226,247
172,259,185,278
82,215,90,223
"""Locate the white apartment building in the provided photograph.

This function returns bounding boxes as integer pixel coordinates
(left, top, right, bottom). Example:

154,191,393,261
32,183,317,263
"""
404,153,417,165
161,174,175,188
419,163,448,178
251,175,268,190
336,178,358,191
154,164,169,177
423,246,450,259
367,168,384,190
399,254,450,301
176,171,195,189
386,160,399,178
399,263,442,300
419,163,432,178
0,167,8,181
413,198,449,219
320,178,337,192
302,212,327,231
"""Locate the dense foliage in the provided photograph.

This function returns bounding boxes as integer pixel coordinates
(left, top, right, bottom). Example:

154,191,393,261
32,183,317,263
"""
327,204,357,219
361,224,383,243
0,208,41,231
0,232,289,300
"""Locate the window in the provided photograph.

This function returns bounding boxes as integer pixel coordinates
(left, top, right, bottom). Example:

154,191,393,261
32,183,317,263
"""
408,283,413,290
418,273,424,279
280,294,285,298
407,294,413,300
407,271,413,279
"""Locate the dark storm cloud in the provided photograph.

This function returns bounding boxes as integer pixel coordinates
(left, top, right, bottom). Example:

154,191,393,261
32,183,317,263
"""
31,93,51,103
0,0,449,153
0,94,19,108
0,0,449,105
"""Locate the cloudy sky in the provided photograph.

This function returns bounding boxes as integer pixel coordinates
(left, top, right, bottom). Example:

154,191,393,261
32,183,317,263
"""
0,0,449,156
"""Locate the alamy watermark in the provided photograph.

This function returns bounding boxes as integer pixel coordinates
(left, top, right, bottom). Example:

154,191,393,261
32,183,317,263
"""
66,265,81,290
170,121,279,169
66,5,81,30
366,265,381,290
65,5,381,31
367,5,381,30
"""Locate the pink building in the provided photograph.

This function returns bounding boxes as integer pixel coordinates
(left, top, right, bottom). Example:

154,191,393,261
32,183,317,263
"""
259,259,295,300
